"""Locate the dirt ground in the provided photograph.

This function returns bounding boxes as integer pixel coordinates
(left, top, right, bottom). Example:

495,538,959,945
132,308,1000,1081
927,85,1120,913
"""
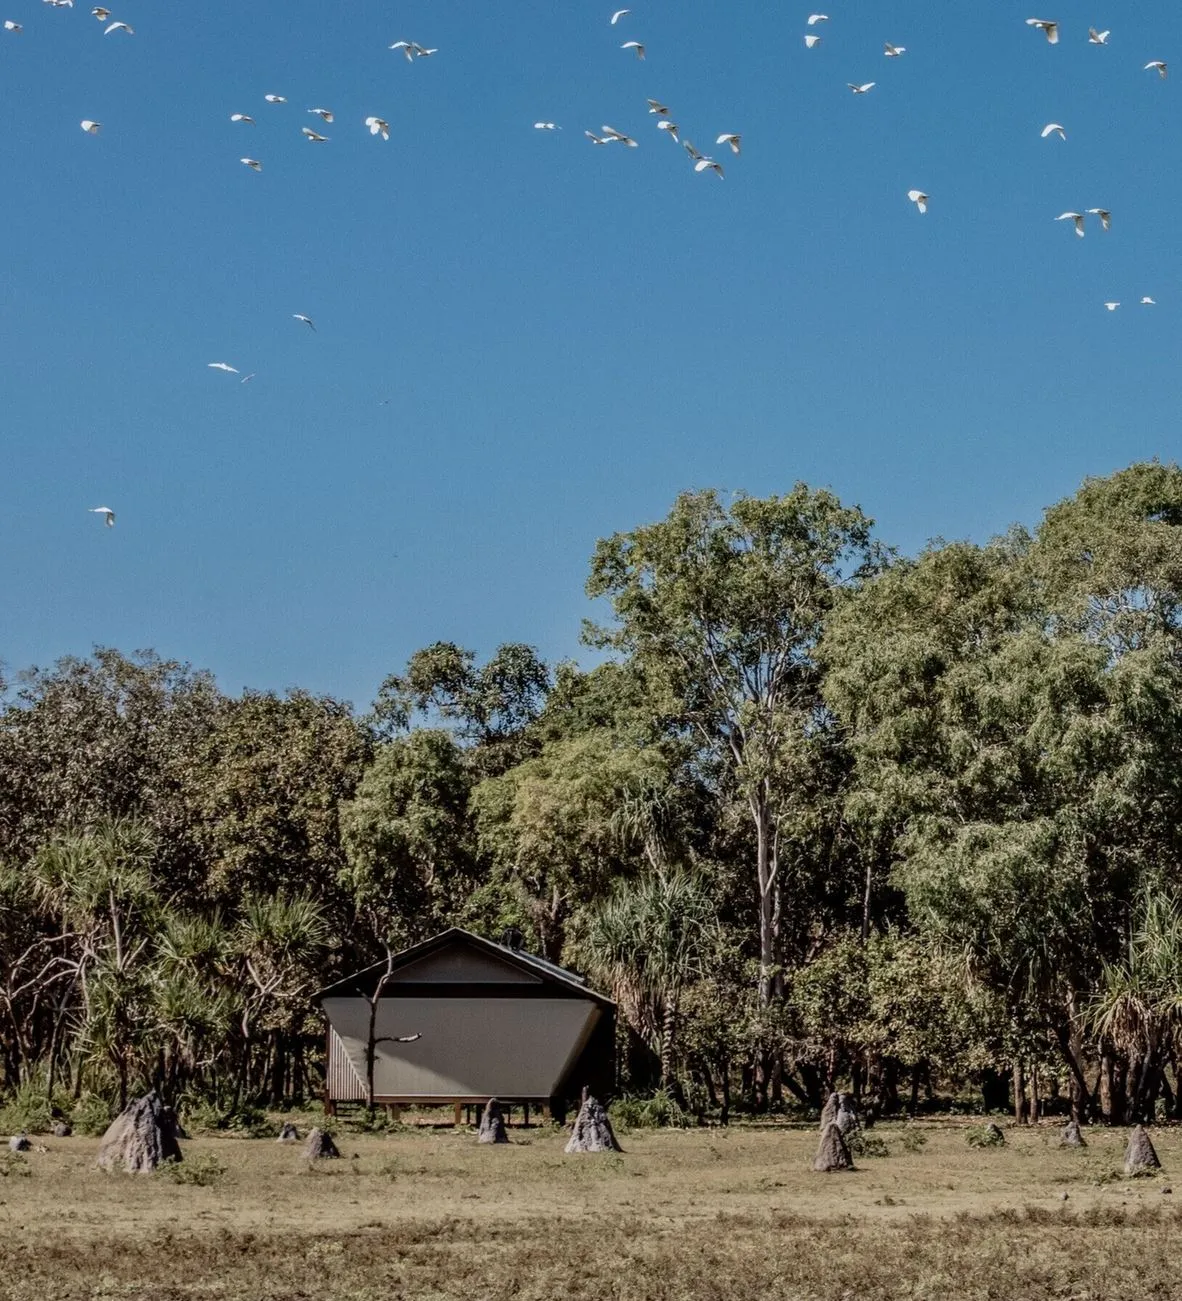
0,1118,1179,1299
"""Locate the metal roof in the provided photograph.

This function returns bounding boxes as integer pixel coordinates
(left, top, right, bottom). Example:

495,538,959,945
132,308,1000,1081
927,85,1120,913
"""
315,927,614,1006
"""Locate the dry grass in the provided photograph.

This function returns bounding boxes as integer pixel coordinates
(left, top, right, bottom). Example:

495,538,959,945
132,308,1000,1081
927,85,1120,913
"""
0,1119,1180,1299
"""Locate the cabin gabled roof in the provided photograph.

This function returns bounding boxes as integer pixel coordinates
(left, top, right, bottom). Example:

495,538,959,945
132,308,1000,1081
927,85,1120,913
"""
316,926,615,1007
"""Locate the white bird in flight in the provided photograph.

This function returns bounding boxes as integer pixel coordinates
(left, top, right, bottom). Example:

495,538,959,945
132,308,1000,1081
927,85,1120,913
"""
302,126,329,141
366,116,391,139
264,94,286,104
308,108,334,123
240,157,262,171
601,125,638,146
1056,211,1085,237
293,314,315,330
533,122,560,130
91,5,109,17
884,43,906,57
231,114,255,124
807,14,829,25
585,130,609,145
717,133,741,155
683,140,703,162
1088,28,1110,45
1145,61,1167,79
1087,207,1111,231
80,119,101,134
1025,18,1059,44
103,19,132,34
848,82,876,94
695,157,724,178
804,34,822,48
657,120,679,142
647,99,670,115
1141,297,1156,305
610,8,630,23
621,40,645,59
1103,302,1120,311
90,507,115,527
4,19,21,30
907,189,928,214
208,362,239,373
389,40,435,60
1040,123,1066,140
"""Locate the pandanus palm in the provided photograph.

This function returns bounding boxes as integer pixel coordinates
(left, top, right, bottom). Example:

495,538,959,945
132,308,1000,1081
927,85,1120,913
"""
1089,889,1182,1120
581,869,716,1087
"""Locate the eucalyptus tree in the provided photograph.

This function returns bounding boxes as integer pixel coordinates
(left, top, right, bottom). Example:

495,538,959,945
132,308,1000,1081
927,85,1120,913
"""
0,648,222,892
823,464,1182,1117
471,731,676,960
372,642,550,776
586,486,886,1004
189,688,371,908
339,728,476,949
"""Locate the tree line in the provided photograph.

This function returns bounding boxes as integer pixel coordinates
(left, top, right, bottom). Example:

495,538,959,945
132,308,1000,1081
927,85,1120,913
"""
3,461,1182,1126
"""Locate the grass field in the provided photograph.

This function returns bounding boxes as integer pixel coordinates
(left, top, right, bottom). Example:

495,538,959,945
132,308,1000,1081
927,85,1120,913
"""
1,1118,1180,1300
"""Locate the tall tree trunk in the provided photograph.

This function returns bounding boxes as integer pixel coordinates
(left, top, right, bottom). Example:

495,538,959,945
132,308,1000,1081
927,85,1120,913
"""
754,796,778,1007
659,992,678,1088
1012,1060,1025,1125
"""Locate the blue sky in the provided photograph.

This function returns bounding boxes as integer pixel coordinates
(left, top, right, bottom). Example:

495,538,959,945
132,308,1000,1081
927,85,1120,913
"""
2,0,1179,708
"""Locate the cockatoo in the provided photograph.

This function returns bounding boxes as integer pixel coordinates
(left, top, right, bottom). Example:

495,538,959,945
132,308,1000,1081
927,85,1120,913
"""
601,124,638,146
1026,18,1060,44
1087,207,1111,231
90,507,115,527
907,189,928,213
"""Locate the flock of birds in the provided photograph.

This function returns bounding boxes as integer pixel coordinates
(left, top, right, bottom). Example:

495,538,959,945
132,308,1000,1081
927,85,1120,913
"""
529,8,742,179
0,2,1170,527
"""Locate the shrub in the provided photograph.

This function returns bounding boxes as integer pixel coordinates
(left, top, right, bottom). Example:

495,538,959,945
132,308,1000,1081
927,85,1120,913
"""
610,1089,691,1131
848,1132,889,1158
0,1153,30,1178
966,1123,1006,1148
157,1153,226,1186
71,1093,114,1137
897,1128,928,1153
0,1083,59,1135
181,1100,268,1137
